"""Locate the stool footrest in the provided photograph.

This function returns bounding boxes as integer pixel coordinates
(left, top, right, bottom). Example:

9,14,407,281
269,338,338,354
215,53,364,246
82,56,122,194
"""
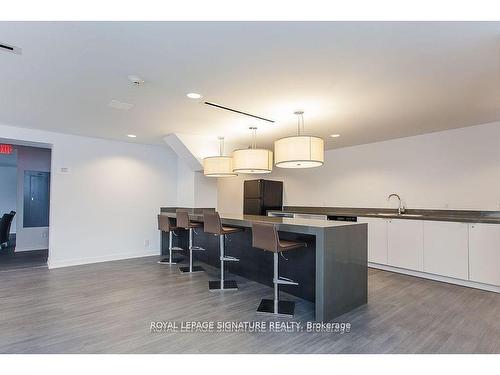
189,246,205,251
221,256,239,262
274,277,298,286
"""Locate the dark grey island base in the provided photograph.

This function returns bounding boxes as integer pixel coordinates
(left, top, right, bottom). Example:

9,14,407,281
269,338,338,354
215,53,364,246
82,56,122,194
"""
160,208,368,322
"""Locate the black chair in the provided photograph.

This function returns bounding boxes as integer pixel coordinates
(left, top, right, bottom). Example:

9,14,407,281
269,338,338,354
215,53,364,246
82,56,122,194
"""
0,211,16,248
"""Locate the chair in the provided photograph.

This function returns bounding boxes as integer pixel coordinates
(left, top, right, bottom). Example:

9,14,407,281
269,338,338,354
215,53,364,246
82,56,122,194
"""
251,221,305,316
203,211,242,291
176,209,205,273
157,214,184,264
0,211,16,248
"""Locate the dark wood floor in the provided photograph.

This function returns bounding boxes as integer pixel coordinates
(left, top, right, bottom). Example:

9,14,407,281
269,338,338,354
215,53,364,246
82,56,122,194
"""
0,246,48,272
0,255,498,353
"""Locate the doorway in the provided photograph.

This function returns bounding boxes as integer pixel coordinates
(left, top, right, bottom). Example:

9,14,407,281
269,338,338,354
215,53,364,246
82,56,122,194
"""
0,143,51,271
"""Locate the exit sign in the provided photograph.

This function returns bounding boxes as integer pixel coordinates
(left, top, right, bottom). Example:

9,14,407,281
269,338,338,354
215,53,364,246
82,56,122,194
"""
0,144,13,154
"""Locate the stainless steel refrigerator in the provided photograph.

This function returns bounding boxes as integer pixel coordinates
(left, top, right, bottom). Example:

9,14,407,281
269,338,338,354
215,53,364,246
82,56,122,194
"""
243,179,283,216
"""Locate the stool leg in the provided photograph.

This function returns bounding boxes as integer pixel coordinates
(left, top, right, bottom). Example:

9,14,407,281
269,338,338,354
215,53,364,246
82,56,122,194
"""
158,231,181,265
179,228,204,273
257,251,295,317
220,234,224,288
189,228,193,272
169,231,173,263
274,252,279,314
208,234,238,291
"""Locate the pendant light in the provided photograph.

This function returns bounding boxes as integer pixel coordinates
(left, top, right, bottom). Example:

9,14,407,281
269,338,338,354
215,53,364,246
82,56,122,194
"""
232,127,273,174
274,111,324,168
203,136,237,177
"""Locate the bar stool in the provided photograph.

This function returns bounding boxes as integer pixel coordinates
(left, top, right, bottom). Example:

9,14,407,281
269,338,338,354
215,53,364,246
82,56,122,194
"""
251,222,306,317
176,209,205,273
203,211,242,291
157,214,184,265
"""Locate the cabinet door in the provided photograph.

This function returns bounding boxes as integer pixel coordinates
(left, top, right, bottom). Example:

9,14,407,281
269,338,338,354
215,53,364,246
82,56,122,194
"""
469,223,500,286
388,219,424,271
358,217,388,264
423,221,468,279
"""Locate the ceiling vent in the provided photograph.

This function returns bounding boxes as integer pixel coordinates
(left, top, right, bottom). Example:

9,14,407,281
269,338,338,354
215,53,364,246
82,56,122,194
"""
0,42,22,55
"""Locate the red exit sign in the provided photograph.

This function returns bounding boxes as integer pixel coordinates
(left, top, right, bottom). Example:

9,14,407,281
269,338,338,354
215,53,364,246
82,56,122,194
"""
0,144,13,154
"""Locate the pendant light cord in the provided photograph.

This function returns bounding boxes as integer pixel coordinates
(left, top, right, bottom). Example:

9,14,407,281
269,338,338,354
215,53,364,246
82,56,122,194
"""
295,111,305,136
218,136,224,156
249,127,257,149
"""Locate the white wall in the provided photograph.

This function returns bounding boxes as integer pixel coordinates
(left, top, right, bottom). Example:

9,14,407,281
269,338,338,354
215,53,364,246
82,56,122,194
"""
218,121,500,214
0,122,178,268
176,160,217,208
15,146,51,251
176,160,195,207
194,171,217,208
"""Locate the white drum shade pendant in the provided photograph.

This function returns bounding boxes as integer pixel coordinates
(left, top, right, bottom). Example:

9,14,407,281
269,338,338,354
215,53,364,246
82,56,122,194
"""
203,136,237,177
232,127,273,174
274,111,324,168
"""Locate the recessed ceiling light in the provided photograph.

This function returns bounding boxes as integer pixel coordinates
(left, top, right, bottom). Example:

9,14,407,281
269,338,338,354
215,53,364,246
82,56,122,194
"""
127,134,137,138
330,134,340,138
128,75,145,86
187,92,202,99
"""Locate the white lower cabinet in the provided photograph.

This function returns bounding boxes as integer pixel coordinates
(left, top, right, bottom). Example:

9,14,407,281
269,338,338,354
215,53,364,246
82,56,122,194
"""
357,217,388,264
469,223,500,286
359,215,499,290
423,221,469,279
387,219,424,271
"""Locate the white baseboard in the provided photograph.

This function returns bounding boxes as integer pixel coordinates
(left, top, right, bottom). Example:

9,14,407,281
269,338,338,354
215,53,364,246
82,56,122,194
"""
15,246,47,252
48,250,159,269
369,262,500,294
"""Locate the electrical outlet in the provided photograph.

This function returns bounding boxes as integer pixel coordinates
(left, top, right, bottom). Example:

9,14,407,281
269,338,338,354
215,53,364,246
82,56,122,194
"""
144,239,150,248
59,167,72,174
444,203,449,208
42,231,48,238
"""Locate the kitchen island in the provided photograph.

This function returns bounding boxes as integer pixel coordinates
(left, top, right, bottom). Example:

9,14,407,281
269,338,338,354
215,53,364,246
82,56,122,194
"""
160,208,368,322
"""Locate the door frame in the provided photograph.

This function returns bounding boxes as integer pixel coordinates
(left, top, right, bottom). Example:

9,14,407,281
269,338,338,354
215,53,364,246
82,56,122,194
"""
0,137,53,257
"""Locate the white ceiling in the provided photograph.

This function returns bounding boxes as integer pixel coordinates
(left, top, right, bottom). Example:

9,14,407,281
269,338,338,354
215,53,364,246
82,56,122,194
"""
0,21,499,151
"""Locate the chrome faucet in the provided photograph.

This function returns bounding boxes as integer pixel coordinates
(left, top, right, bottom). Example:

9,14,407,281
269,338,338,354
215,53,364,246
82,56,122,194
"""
387,193,406,215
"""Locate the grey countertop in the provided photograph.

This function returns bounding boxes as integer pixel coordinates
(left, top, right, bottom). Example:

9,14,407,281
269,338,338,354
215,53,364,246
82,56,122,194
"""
159,210,362,235
280,206,500,224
